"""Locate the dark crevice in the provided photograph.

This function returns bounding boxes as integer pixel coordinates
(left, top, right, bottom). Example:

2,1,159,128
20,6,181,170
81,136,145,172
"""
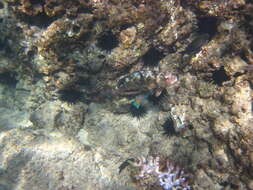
14,1,54,28
0,38,6,51
132,2,140,8
142,47,165,67
120,24,133,30
79,31,92,43
221,182,239,189
188,124,194,130
97,31,119,51
182,33,210,55
239,50,249,63
197,16,218,38
163,44,177,54
220,181,229,187
233,72,244,78
32,72,44,83
58,88,83,104
77,7,94,14
45,1,60,10
29,0,45,5
4,43,14,56
72,25,81,33
17,13,58,28
0,71,18,87
0,37,15,55
220,44,233,57
244,13,253,35
211,66,230,86
0,1,4,9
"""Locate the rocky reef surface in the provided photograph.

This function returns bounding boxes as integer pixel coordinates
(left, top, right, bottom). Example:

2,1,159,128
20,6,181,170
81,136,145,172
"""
0,0,253,189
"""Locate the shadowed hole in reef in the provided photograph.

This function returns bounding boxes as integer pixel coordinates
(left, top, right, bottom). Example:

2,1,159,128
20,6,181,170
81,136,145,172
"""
78,31,92,43
46,1,59,9
197,16,218,38
0,1,4,9
72,25,81,34
182,33,210,55
142,47,165,67
58,88,83,104
120,24,133,30
0,38,6,51
30,0,45,4
212,66,230,86
0,71,18,87
77,6,94,14
220,181,239,189
97,31,119,51
18,13,57,28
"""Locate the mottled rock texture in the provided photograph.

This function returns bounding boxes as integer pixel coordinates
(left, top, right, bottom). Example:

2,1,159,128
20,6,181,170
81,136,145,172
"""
0,0,253,189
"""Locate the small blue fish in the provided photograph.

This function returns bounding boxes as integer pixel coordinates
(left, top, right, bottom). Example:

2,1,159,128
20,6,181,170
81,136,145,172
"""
130,93,150,109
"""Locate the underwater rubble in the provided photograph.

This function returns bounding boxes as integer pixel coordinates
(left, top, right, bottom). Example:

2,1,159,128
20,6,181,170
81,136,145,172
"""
0,0,252,190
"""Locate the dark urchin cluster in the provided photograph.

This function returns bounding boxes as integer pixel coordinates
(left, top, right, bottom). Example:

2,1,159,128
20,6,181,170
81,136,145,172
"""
129,104,147,119
58,88,83,104
162,117,177,136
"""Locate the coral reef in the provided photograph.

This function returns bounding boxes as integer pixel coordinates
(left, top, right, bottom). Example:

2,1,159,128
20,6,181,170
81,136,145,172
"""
129,156,191,190
0,0,253,189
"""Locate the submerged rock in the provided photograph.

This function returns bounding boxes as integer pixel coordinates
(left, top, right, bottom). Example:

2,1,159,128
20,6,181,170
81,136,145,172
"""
0,0,252,189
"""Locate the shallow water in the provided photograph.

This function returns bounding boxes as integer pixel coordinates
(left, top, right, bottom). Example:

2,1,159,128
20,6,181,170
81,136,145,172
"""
0,1,252,190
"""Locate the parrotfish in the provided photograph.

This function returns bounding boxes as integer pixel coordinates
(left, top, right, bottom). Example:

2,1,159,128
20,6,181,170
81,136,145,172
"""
116,70,178,97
